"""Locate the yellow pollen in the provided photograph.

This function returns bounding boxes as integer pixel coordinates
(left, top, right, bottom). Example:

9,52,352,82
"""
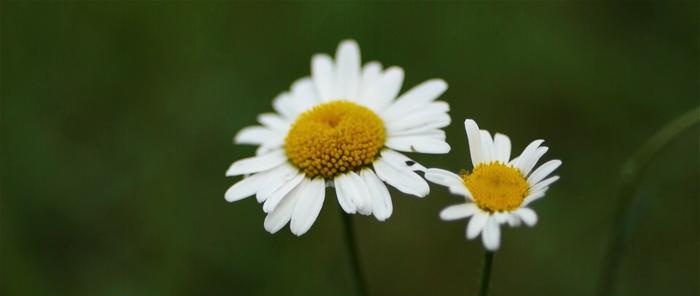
462,162,529,213
284,101,385,179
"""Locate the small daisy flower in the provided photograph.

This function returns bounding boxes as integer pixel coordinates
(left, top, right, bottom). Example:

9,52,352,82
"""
225,40,451,236
426,119,561,251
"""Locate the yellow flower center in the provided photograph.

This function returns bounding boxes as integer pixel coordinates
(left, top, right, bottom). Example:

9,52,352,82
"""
462,162,529,212
284,101,386,179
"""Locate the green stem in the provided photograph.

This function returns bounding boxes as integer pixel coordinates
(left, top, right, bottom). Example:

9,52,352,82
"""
340,209,368,296
597,107,700,296
478,251,495,296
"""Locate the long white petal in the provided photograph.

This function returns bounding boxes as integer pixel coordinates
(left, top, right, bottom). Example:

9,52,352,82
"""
312,54,335,101
335,40,360,100
385,136,450,154
530,175,560,194
493,133,511,163
479,130,494,163
346,171,373,215
515,208,538,226
466,212,489,239
364,67,403,112
373,157,429,197
255,164,298,203
290,178,326,236
225,172,268,202
357,61,382,104
263,180,307,234
382,79,448,121
424,168,471,198
380,149,427,171
511,139,544,171
440,203,478,221
334,176,356,214
234,126,275,145
527,159,562,185
290,77,319,113
520,147,549,176
464,119,483,167
361,169,393,221
482,217,501,251
262,173,305,213
225,150,287,176
257,113,290,133
385,102,450,133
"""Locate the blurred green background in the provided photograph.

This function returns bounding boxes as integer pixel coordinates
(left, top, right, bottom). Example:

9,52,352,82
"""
2,1,698,296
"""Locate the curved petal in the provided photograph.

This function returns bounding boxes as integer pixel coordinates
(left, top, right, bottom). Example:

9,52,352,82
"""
335,40,360,100
263,180,308,234
527,159,562,185
482,217,501,251
382,79,448,122
466,212,489,239
361,169,393,221
290,178,326,236
225,150,287,176
311,54,335,101
373,157,429,198
440,203,478,221
464,119,483,167
234,126,275,145
424,168,471,198
515,208,538,226
385,136,450,154
493,133,511,163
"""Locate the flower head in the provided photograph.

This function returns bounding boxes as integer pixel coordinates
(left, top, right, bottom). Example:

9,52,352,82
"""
426,119,561,250
226,40,451,235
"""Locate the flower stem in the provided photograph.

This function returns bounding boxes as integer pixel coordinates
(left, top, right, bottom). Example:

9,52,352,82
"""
597,106,700,296
478,251,495,296
340,209,368,296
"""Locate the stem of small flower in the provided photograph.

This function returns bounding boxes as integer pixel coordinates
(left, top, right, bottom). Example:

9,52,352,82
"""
478,250,495,296
597,106,700,296
339,209,368,296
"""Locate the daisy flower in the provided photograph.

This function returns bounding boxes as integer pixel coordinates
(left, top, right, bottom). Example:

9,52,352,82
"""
426,119,561,251
225,40,451,236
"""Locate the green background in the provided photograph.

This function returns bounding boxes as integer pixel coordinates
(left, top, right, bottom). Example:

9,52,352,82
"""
2,1,698,296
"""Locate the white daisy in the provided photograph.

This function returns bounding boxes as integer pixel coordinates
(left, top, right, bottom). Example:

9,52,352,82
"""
425,119,561,251
225,40,451,236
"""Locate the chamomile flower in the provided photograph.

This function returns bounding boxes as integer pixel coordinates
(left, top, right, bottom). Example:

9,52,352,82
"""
225,40,451,236
426,119,561,251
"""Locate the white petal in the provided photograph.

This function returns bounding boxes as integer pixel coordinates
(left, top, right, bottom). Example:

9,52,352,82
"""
225,150,287,176
225,172,268,202
479,130,494,163
234,126,275,145
482,217,501,251
466,212,489,239
272,92,296,120
290,77,320,112
385,102,450,133
373,157,429,197
346,171,373,215
357,61,382,104
262,173,305,213
511,139,544,171
464,119,483,167
257,113,290,133
334,176,356,214
493,133,511,163
507,214,521,227
527,159,562,185
255,164,298,203
335,40,361,100
520,147,549,176
361,169,393,221
311,54,335,101
515,208,538,226
424,168,471,198
382,79,448,121
290,178,326,236
389,128,446,140
364,67,404,112
530,175,560,194
263,180,307,234
385,136,450,154
380,149,427,172
440,203,478,221
522,191,547,207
